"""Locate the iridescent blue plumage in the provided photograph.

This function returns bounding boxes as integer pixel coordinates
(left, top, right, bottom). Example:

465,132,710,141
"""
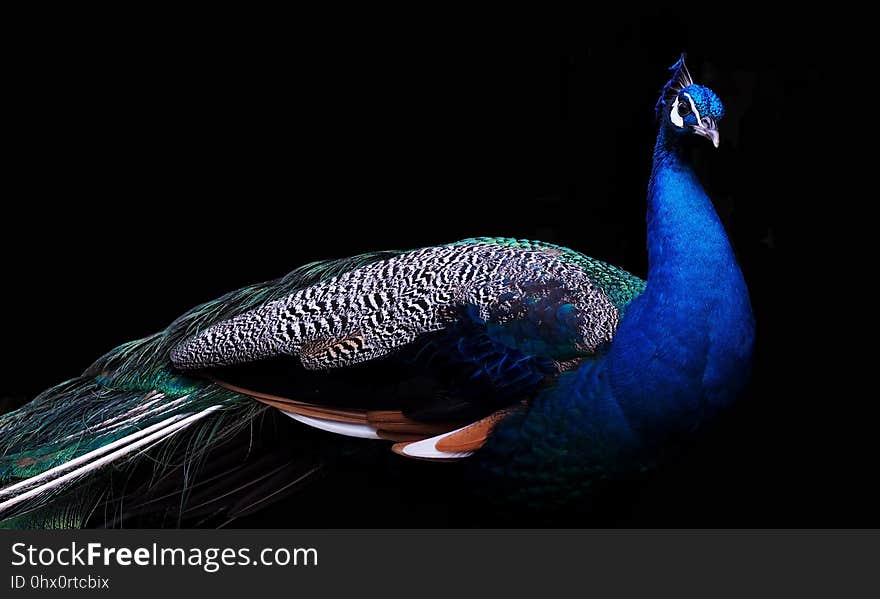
683,85,725,121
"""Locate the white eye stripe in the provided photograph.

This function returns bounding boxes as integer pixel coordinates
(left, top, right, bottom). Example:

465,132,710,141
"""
670,93,703,129
682,92,701,124
670,97,684,127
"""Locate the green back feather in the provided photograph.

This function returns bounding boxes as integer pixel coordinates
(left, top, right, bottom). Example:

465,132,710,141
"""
454,237,646,311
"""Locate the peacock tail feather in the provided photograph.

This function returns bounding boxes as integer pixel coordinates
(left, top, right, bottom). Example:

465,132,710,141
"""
0,250,405,525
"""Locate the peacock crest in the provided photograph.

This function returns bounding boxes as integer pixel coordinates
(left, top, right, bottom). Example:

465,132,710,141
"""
656,53,695,118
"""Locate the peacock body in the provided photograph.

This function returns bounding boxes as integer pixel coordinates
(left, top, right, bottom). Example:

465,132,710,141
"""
0,55,753,527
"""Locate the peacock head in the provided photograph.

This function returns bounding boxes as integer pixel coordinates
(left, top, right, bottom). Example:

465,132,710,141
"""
656,54,724,148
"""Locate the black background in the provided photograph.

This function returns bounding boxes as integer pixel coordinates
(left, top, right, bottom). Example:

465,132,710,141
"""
2,10,868,526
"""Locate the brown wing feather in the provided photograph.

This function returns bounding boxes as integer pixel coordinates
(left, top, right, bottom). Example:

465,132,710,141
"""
434,408,517,452
210,376,469,442
366,411,465,436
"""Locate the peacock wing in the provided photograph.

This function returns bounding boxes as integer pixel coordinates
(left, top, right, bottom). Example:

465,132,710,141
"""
166,240,644,459
170,239,641,373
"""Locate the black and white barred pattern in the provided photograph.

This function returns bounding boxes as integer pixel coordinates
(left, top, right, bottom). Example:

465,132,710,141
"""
170,243,620,371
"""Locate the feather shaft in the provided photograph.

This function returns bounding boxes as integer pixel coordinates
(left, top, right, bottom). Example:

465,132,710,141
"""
0,406,221,515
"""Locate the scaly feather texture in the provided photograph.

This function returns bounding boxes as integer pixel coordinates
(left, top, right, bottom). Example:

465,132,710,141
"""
0,55,752,526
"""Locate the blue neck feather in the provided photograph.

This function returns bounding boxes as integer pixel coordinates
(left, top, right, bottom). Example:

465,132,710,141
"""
477,122,754,507
479,120,754,502
601,125,755,443
511,125,755,449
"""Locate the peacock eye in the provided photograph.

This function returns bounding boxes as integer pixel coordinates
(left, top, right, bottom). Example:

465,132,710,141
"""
677,100,691,117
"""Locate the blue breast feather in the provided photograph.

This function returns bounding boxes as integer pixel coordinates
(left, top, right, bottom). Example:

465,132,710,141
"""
476,130,755,501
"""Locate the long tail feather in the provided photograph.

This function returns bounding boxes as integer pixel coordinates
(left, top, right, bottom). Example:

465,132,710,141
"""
0,406,221,516
0,406,195,499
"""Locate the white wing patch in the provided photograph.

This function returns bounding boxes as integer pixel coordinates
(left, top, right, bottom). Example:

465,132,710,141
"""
391,425,476,460
280,410,382,439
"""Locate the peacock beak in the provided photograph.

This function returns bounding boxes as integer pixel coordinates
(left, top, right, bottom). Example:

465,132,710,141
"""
692,117,720,148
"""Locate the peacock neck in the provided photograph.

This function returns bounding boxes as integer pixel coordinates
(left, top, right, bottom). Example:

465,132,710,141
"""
481,123,755,489
598,125,753,443
645,128,736,289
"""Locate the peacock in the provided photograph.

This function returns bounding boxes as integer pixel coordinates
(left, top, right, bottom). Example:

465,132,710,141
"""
0,55,753,527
